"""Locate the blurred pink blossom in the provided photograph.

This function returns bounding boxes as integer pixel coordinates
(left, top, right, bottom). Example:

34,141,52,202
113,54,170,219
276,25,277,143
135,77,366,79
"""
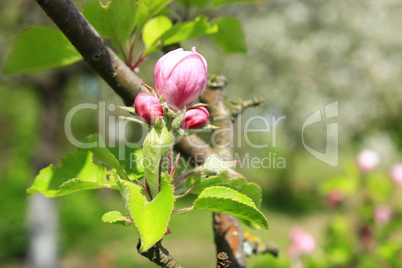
287,227,316,258
374,205,392,225
389,164,402,186
325,189,344,208
356,150,380,174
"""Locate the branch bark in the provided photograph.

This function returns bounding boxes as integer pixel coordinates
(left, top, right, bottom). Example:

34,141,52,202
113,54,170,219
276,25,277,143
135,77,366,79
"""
35,0,145,106
200,76,247,268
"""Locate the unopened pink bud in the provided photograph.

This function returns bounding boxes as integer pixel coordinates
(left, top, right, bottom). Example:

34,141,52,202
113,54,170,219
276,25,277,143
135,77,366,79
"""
325,189,344,208
134,93,163,125
287,227,316,258
390,164,402,186
153,47,207,111
374,205,392,225
356,150,380,174
181,107,209,129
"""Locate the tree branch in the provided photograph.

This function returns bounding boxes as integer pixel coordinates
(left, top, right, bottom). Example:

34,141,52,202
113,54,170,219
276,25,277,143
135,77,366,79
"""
35,0,145,106
137,241,182,268
200,76,248,268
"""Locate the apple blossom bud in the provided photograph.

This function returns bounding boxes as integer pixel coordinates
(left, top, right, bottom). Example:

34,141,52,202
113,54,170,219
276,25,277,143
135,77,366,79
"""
134,93,163,125
325,189,344,208
287,227,316,258
181,107,209,129
153,47,207,111
390,164,402,186
356,149,380,174
374,205,392,225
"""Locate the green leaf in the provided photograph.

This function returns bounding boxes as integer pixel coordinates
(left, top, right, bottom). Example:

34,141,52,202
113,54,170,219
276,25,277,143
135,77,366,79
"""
190,172,262,208
176,0,209,7
102,211,131,226
159,15,218,46
135,0,172,32
209,17,247,53
80,134,131,180
27,152,117,198
143,127,172,198
82,0,138,44
108,144,144,178
193,186,268,229
117,176,175,252
143,16,173,48
4,26,81,74
210,0,263,8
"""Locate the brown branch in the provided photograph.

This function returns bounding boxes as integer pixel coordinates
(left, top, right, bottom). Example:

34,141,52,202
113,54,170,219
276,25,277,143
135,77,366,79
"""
35,0,145,106
137,241,182,268
200,76,248,268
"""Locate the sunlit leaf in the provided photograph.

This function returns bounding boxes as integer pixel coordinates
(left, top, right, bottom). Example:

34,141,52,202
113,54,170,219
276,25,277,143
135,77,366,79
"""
4,26,81,74
159,15,218,46
210,0,263,8
82,0,137,44
143,127,172,198
209,17,247,53
117,175,175,252
190,171,262,208
102,211,131,226
193,186,268,229
143,15,173,48
27,152,117,198
176,0,209,7
135,0,172,31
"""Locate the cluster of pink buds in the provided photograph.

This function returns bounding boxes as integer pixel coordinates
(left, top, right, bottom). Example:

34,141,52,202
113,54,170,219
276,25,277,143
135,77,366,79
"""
356,149,380,174
287,227,316,258
133,47,209,130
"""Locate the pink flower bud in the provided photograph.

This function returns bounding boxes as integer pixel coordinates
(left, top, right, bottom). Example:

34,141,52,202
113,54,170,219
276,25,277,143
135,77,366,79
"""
134,93,163,125
325,189,344,208
153,47,207,111
287,227,316,258
181,107,209,129
390,164,402,186
356,150,380,174
374,205,392,225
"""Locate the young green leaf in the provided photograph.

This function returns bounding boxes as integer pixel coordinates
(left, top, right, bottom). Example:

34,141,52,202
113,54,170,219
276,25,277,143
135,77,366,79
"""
143,127,172,198
135,0,172,32
102,211,131,226
159,15,218,46
27,152,117,198
209,17,247,53
142,16,173,48
193,186,268,229
190,172,262,208
176,0,209,7
82,0,137,44
210,0,262,8
4,26,81,74
80,134,131,180
117,176,175,252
